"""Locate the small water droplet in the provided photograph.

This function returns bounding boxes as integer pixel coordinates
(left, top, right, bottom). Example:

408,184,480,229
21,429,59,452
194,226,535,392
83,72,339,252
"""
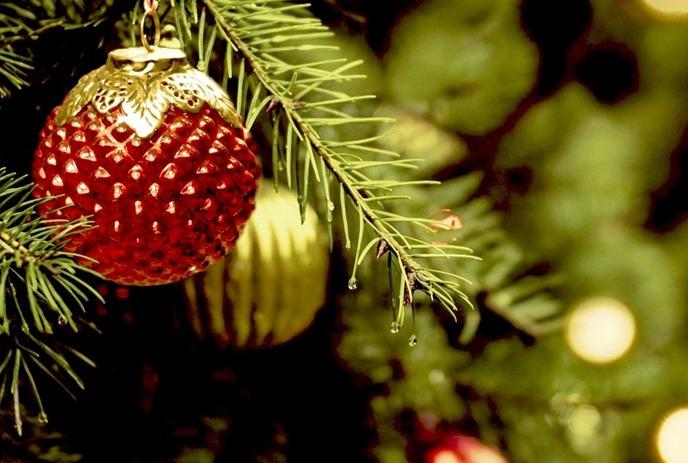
347,277,358,291
408,335,418,347
38,412,48,424
327,201,335,211
57,316,67,326
390,321,400,334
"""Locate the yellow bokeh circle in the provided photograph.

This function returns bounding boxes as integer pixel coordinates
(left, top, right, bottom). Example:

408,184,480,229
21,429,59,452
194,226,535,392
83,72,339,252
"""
656,407,688,463
565,297,636,364
641,0,688,16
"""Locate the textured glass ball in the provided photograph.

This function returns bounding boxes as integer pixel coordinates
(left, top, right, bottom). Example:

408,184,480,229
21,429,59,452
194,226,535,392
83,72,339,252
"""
32,103,261,285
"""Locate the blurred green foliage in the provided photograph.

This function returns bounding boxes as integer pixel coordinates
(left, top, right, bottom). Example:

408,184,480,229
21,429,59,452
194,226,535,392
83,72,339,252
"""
384,0,538,135
498,85,681,250
340,0,688,461
0,411,82,462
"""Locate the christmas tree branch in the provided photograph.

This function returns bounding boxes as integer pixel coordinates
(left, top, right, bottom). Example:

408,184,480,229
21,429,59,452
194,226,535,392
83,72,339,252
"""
0,1,113,98
0,169,102,434
206,0,436,298
0,21,67,47
166,0,477,325
401,177,564,339
326,106,565,340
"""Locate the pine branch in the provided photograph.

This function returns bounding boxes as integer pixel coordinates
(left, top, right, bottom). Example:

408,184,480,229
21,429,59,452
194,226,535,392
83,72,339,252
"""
0,168,102,434
0,1,113,98
371,107,564,340
0,21,67,47
412,178,564,339
166,0,476,325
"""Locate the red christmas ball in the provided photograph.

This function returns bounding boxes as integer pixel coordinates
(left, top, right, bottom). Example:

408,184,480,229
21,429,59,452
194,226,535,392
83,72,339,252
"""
32,47,261,286
426,435,508,463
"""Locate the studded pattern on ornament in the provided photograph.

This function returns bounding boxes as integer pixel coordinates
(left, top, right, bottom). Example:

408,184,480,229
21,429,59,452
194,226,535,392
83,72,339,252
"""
32,104,261,286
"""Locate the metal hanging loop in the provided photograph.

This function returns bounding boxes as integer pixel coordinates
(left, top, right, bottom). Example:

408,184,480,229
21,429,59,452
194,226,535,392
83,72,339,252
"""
140,0,161,51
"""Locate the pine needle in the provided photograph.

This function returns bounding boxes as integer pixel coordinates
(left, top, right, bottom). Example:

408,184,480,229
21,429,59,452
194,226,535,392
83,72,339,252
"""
0,169,101,433
175,0,477,322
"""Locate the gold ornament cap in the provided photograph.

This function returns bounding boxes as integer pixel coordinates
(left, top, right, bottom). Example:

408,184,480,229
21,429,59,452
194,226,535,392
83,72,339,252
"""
55,45,242,138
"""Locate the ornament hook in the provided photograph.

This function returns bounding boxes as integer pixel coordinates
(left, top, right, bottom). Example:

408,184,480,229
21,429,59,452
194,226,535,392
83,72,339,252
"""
140,0,161,51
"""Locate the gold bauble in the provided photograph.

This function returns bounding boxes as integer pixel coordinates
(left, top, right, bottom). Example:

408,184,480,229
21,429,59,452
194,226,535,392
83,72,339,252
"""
183,182,329,348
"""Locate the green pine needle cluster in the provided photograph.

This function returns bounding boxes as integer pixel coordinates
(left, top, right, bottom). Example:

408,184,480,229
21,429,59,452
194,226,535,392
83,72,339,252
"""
0,0,112,98
0,169,101,435
166,0,478,325
346,105,562,341
395,175,563,339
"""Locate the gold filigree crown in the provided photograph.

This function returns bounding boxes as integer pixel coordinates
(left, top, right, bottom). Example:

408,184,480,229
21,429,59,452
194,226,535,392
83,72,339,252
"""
55,46,241,138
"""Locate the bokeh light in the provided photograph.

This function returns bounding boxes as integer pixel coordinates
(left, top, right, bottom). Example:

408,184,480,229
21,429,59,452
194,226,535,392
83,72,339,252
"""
656,407,688,463
430,449,462,463
566,404,603,452
565,297,636,364
641,0,688,16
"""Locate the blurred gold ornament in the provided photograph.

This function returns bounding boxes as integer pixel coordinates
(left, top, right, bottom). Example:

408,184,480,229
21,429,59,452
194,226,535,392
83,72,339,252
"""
565,297,636,364
184,182,329,348
640,0,688,16
656,407,688,463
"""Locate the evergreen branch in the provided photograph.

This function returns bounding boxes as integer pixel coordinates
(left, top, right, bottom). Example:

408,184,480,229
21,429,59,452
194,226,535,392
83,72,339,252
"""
0,170,102,332
0,333,94,436
0,1,114,98
327,104,564,339
0,169,102,434
380,156,564,339
170,0,475,323
0,20,67,47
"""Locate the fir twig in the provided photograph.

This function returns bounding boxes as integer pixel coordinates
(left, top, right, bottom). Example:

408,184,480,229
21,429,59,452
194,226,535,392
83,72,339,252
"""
169,0,476,325
0,169,102,434
0,1,112,98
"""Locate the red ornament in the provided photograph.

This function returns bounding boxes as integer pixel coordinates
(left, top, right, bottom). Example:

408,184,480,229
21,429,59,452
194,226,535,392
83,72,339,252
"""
32,47,261,286
426,435,508,463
